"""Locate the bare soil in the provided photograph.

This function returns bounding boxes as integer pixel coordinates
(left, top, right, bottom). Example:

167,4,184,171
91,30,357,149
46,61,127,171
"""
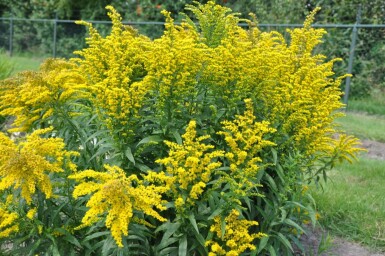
299,226,385,256
361,139,385,160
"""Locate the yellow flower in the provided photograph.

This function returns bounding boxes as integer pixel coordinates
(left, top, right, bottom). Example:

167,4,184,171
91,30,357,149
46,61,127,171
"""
156,120,224,204
0,59,87,132
73,6,151,135
0,197,19,238
69,165,168,247
0,127,78,204
26,208,37,220
217,99,276,198
207,209,266,255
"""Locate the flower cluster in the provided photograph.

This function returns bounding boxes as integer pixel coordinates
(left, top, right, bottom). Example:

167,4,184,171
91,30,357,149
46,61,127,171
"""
0,196,19,238
206,209,266,256
0,1,364,254
218,99,276,197
69,165,168,247
0,59,86,132
0,127,78,204
156,120,224,209
73,6,150,134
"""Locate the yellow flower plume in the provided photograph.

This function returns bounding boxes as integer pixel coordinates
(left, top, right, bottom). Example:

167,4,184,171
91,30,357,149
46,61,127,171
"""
206,209,266,255
156,120,224,206
0,127,78,204
69,165,168,247
0,198,19,238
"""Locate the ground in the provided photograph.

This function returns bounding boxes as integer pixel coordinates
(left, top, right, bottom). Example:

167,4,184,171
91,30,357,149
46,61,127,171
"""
361,140,385,161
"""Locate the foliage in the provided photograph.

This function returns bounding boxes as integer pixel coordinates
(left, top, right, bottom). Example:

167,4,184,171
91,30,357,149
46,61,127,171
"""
0,2,362,255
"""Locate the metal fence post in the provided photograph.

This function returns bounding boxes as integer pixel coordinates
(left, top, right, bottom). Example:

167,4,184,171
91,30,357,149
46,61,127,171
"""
343,5,362,107
53,13,58,58
9,16,13,57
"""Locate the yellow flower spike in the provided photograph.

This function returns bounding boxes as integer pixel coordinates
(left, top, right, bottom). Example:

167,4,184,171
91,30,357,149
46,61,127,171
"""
73,6,151,136
207,209,266,255
0,59,87,132
0,128,78,204
217,99,276,198
156,120,224,205
26,208,37,220
69,165,168,248
0,198,19,238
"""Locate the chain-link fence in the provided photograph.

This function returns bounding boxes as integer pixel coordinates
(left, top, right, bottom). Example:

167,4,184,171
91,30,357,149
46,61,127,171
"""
0,16,384,105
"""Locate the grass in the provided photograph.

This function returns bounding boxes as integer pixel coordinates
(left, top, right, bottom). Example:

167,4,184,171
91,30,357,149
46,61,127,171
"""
312,108,385,252
0,52,44,76
311,158,385,251
10,55,44,74
335,112,385,142
347,93,385,116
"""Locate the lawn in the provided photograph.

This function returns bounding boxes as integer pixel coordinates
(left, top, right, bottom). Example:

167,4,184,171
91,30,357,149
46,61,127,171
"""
311,110,385,252
11,55,44,74
311,157,385,250
335,112,385,142
347,94,385,116
0,52,43,76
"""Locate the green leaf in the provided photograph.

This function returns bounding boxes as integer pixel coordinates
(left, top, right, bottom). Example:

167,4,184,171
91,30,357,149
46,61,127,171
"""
135,163,151,173
46,233,60,256
85,130,108,143
156,222,181,250
265,173,278,191
102,236,116,256
283,219,305,234
159,247,178,256
188,213,199,234
220,216,226,239
208,207,223,220
257,236,269,254
50,201,69,226
82,231,110,243
271,148,278,165
89,145,112,161
188,214,206,249
276,164,285,183
55,228,83,248
157,238,179,252
178,235,187,256
291,235,305,253
275,232,294,252
268,245,277,256
172,130,182,144
125,147,135,165
137,135,163,147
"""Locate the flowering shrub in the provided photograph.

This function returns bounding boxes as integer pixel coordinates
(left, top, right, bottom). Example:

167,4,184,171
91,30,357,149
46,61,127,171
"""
0,2,362,255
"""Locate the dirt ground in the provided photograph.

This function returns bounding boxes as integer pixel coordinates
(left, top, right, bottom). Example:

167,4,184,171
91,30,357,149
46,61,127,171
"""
299,226,385,256
298,139,385,256
361,139,385,160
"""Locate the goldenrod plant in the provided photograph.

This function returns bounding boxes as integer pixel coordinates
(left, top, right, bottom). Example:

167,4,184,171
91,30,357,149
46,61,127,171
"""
0,2,363,255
